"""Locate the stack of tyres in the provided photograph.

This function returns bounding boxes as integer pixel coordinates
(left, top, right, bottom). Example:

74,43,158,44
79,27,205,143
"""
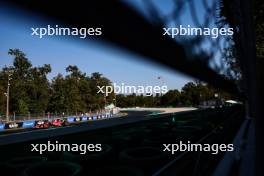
143,133,181,147
109,127,151,150
60,144,112,174
171,125,203,141
22,161,82,176
126,127,152,145
118,147,168,174
4,156,48,176
185,119,215,131
92,166,144,176
108,131,133,152
146,122,171,135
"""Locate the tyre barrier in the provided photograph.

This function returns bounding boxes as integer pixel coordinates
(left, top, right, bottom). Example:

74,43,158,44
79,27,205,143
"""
143,134,181,147
61,144,112,170
44,151,64,161
147,122,171,134
127,128,152,144
185,119,215,130
22,161,82,176
108,127,152,151
118,147,168,172
171,125,203,140
172,120,189,127
171,126,203,134
108,133,133,151
5,156,48,176
92,166,144,176
0,162,8,174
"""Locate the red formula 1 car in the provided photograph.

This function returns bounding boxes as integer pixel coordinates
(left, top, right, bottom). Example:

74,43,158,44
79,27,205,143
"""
34,120,50,129
50,118,69,127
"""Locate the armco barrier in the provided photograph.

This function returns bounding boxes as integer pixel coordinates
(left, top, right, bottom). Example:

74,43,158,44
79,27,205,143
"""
0,123,5,130
22,121,36,128
6,122,19,129
82,116,88,121
0,113,115,132
67,117,75,123
75,117,81,122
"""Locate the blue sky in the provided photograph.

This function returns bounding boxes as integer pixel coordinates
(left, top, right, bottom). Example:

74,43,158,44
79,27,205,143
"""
0,1,218,90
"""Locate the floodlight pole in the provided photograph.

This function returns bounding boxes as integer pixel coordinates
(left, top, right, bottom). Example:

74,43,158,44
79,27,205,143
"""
114,93,117,107
158,76,165,96
6,72,13,122
104,92,107,108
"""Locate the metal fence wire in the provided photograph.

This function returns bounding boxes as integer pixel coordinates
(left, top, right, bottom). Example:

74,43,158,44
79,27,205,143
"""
128,0,239,79
129,0,255,175
123,0,256,112
1,0,241,95
0,0,258,175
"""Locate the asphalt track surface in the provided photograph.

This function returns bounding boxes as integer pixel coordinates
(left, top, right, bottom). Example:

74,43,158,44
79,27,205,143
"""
0,111,154,145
